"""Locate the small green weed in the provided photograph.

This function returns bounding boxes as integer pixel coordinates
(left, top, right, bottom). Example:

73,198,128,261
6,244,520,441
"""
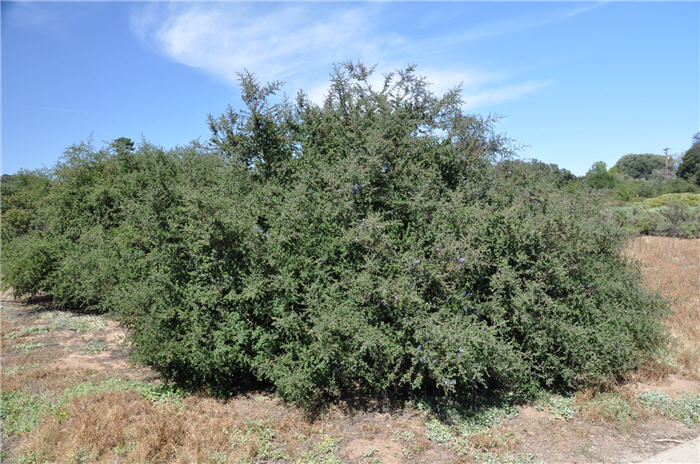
456,404,519,436
13,452,38,464
360,447,377,458
535,394,576,420
297,435,344,464
80,341,108,354
4,362,40,376
297,455,345,464
206,450,229,464
6,325,51,339
582,392,637,422
15,342,46,352
426,419,456,445
257,440,289,461
40,311,106,333
425,398,520,455
393,430,415,442
228,419,290,462
62,378,188,405
314,435,340,454
112,441,135,456
639,391,700,427
472,450,543,464
574,444,594,458
0,389,51,435
69,447,96,464
0,379,188,438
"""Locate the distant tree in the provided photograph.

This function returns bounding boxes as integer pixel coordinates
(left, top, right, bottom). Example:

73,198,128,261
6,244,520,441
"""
110,137,135,154
586,161,616,189
614,154,669,180
109,137,136,171
677,133,700,186
498,159,576,188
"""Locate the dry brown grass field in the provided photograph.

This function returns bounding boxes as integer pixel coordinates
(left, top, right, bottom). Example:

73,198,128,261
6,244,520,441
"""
1,236,698,464
626,236,700,379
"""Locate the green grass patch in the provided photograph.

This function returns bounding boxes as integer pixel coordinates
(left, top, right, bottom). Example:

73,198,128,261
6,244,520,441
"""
579,392,638,423
0,390,52,436
5,325,52,339
423,397,520,456
1,378,190,437
15,342,46,352
62,378,188,404
471,451,543,464
39,311,106,333
13,452,38,464
638,391,700,427
3,363,40,376
228,419,294,463
534,393,576,420
80,341,108,354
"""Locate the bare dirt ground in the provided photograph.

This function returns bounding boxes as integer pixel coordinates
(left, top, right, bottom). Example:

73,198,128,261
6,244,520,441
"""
1,236,698,463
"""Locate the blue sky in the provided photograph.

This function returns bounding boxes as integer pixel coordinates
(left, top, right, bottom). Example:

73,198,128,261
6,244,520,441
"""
2,1,698,176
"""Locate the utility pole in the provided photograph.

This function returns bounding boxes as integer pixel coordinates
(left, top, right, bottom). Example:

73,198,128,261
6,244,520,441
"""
664,147,670,181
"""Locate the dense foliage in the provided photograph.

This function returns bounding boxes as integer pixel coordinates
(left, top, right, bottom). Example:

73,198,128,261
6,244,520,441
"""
583,161,698,202
677,135,700,186
614,154,670,180
607,193,700,238
1,170,50,242
2,64,667,408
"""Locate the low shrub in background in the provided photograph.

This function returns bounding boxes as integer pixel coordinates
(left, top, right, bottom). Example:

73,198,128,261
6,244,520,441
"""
607,199,700,239
642,192,700,208
1,63,668,409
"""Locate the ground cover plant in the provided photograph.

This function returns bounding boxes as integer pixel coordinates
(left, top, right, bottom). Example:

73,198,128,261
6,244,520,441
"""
1,63,668,410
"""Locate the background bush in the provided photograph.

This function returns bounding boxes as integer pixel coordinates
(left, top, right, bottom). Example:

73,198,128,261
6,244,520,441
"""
614,153,671,180
642,192,700,208
677,134,700,186
2,63,668,409
607,201,700,239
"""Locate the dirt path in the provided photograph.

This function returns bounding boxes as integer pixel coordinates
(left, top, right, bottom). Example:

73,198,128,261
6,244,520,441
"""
641,436,700,464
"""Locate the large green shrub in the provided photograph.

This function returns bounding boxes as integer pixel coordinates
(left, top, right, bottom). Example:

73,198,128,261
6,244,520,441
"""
677,135,700,186
614,154,669,180
1,64,667,408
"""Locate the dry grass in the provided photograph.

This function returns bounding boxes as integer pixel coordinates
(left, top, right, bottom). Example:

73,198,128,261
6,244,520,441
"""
575,388,650,425
19,391,450,464
625,236,700,378
2,366,105,393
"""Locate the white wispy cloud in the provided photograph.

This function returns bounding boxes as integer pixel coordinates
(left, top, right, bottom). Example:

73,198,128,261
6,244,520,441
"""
130,2,595,109
131,3,382,85
461,81,552,110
